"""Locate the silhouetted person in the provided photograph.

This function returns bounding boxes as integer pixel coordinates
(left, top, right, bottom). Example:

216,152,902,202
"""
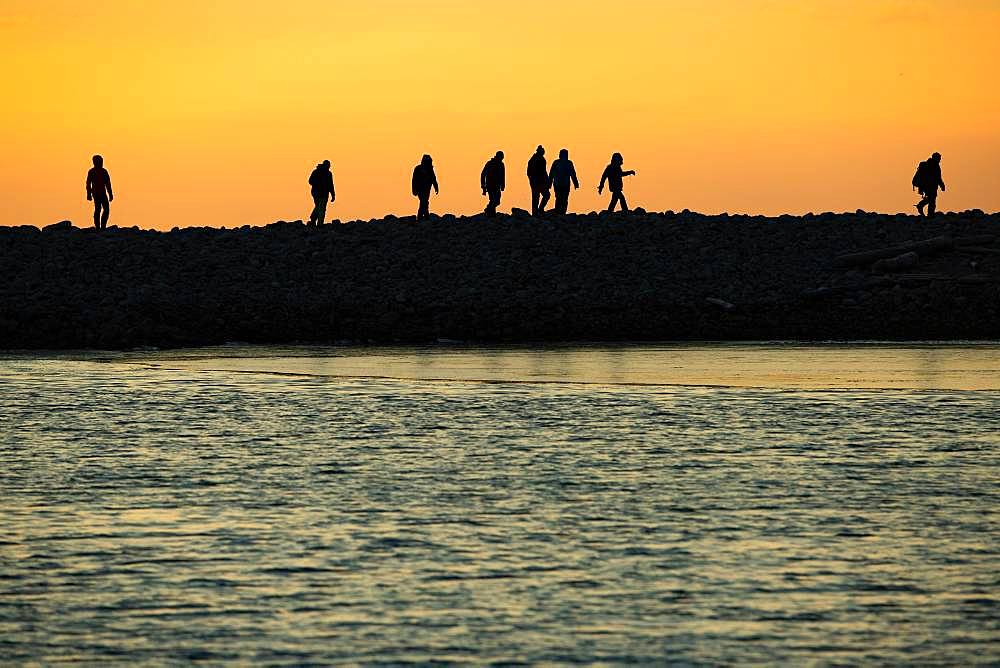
526,145,550,216
481,151,505,217
548,148,579,215
913,152,946,217
598,153,636,213
412,154,439,221
308,160,336,225
85,155,113,230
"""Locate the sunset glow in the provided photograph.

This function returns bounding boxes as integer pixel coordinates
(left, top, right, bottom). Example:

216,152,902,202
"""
1,0,998,228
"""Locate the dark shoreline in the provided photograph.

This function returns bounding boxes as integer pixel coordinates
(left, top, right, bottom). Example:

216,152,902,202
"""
2,210,998,350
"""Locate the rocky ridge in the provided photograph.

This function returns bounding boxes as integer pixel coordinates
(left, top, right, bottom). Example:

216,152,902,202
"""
1,209,998,349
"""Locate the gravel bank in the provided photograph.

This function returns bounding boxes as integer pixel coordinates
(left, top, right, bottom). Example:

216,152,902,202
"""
1,209,998,349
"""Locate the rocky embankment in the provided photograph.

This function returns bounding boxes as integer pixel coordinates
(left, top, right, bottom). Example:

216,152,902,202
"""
1,209,998,349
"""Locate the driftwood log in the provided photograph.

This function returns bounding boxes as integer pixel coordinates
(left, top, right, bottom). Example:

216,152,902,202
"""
834,236,953,268
873,252,920,273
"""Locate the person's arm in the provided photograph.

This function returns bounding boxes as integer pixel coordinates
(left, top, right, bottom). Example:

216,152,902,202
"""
433,171,439,194
598,167,608,194
329,173,336,201
624,170,636,177
939,172,946,191
105,170,113,201
500,164,505,191
86,169,93,200
481,164,488,194
571,165,579,190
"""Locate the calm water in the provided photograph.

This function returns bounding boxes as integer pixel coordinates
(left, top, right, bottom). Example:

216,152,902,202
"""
1,343,998,665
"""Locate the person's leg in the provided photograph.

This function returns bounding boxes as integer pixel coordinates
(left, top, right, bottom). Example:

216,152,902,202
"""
93,195,110,229
487,190,500,216
555,187,568,214
418,194,430,220
531,188,540,216
927,192,937,217
317,198,327,225
539,188,550,214
309,196,320,224
619,192,629,213
608,192,618,212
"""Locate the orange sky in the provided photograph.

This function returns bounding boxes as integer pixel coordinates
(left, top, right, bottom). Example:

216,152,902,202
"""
1,0,998,228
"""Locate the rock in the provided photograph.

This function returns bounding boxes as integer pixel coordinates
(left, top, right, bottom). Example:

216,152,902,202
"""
511,208,531,219
43,220,73,232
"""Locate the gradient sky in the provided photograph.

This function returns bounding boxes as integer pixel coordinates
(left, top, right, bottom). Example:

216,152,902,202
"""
1,0,998,229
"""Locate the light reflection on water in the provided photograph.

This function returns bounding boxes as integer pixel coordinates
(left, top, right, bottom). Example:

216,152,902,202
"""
1,344,998,664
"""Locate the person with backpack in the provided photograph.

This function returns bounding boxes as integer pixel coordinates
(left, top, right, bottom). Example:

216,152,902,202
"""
913,152,946,218
598,152,636,213
480,151,505,217
548,148,579,215
412,154,439,221
526,145,550,216
308,160,335,225
85,154,114,230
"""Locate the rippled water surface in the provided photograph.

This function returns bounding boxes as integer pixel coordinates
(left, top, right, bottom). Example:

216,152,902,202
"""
1,343,998,665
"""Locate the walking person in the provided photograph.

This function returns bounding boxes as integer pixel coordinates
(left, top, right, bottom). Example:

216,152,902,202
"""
526,145,550,216
412,154,439,221
548,148,579,215
598,153,636,213
308,160,336,225
913,152,946,218
85,155,113,230
481,151,505,217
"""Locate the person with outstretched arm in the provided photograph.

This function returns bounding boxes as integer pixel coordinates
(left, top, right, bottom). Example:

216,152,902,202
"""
548,148,579,215
86,155,113,230
598,152,636,213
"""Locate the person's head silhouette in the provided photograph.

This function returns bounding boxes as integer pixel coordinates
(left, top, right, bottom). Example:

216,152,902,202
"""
536,145,545,156
559,149,569,160
931,152,942,162
612,152,623,165
495,151,504,161
322,159,330,169
92,155,103,168
421,154,433,167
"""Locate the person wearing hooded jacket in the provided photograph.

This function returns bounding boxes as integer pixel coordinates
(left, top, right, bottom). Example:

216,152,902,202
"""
598,152,636,213
548,148,579,215
308,160,335,225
